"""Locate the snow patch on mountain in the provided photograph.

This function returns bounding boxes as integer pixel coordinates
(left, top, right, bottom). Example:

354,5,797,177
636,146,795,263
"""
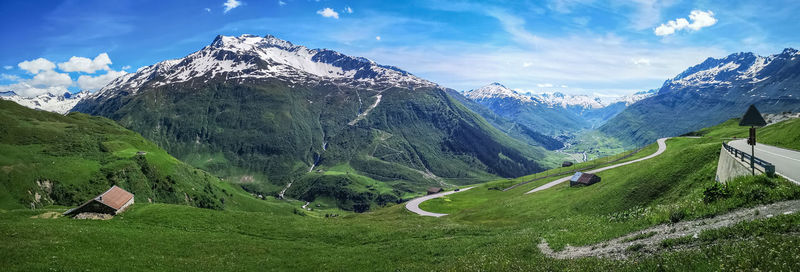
96,34,435,98
1,91,90,114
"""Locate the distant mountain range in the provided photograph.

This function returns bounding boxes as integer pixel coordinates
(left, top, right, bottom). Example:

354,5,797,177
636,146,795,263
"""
462,83,655,136
0,91,90,114
602,48,800,145
71,34,560,211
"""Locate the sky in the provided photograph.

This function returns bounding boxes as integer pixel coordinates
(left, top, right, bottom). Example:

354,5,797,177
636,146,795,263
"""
1,0,799,97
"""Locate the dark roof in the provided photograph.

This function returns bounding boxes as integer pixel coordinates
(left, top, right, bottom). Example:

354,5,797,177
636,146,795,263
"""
427,187,443,193
577,173,599,184
740,104,767,127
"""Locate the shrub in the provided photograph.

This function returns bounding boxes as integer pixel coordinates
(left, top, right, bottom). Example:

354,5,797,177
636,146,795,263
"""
702,182,730,203
669,209,686,223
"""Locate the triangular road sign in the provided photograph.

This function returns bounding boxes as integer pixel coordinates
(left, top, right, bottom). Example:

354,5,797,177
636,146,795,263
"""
739,104,767,127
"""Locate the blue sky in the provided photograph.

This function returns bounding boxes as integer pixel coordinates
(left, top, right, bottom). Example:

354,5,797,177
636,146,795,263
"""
2,0,799,97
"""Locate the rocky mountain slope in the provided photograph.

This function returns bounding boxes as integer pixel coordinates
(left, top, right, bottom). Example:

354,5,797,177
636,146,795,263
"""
73,34,559,211
601,48,800,145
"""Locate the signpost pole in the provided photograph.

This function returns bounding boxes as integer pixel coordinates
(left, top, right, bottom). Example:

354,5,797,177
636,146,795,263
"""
751,128,755,175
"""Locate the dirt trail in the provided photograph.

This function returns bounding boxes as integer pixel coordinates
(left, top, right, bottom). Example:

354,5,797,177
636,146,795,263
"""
538,199,800,260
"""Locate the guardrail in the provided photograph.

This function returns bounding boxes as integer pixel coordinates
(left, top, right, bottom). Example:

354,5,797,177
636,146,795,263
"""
722,142,776,176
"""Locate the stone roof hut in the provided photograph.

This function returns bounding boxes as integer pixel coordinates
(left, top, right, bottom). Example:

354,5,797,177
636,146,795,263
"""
569,172,601,187
63,186,135,216
427,187,443,195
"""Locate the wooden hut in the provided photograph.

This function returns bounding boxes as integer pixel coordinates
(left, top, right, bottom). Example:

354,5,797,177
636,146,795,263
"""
427,187,444,195
63,186,135,216
569,172,601,187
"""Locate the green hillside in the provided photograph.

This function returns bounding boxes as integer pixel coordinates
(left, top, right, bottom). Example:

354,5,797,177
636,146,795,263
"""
2,116,799,271
76,79,566,211
0,100,281,212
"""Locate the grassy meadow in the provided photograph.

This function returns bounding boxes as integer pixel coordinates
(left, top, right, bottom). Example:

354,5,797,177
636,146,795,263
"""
2,107,800,270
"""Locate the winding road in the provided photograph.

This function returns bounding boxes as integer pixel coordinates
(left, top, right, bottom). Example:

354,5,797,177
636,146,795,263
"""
404,187,475,217
405,137,671,216
525,137,670,194
728,139,800,184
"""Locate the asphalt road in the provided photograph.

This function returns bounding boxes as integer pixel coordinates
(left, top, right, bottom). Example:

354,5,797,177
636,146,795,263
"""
728,139,800,184
525,137,671,194
405,187,475,217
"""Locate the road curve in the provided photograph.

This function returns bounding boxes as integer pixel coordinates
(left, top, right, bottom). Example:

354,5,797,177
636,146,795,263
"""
405,187,475,217
728,139,800,185
525,137,671,194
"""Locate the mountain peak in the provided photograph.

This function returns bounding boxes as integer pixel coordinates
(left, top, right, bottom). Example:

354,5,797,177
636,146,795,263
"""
464,83,533,102
96,34,436,96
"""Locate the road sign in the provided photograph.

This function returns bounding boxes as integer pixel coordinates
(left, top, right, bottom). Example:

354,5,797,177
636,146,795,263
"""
739,104,767,127
740,105,766,175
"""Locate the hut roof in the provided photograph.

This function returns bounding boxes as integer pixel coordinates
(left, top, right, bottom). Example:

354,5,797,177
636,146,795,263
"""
576,173,598,184
98,186,134,210
427,187,443,194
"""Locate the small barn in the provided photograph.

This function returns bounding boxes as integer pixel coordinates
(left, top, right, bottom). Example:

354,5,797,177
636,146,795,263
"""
427,187,444,195
562,161,574,167
569,172,601,187
63,186,135,216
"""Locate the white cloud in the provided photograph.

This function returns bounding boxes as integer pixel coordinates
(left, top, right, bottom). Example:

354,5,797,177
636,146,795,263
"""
77,70,127,91
29,70,72,88
345,6,353,14
375,36,381,41
121,65,132,70
317,8,339,19
18,58,56,74
3,66,11,70
631,58,651,66
205,7,211,13
1,74,21,81
523,62,533,67
223,0,242,13
57,53,112,73
278,1,286,6
0,69,73,97
654,10,717,36
537,83,554,88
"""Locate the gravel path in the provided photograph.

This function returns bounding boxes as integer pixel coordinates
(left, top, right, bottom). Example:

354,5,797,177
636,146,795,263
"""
405,187,475,217
538,199,800,260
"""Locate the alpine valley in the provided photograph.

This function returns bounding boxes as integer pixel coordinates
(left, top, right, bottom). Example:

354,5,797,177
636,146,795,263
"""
71,34,565,211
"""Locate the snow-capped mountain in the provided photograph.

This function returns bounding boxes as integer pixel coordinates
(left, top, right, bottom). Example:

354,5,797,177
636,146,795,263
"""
463,82,534,102
464,82,654,111
602,48,800,145
667,48,799,89
94,34,435,99
531,92,605,110
74,34,554,208
1,91,90,114
462,83,652,135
